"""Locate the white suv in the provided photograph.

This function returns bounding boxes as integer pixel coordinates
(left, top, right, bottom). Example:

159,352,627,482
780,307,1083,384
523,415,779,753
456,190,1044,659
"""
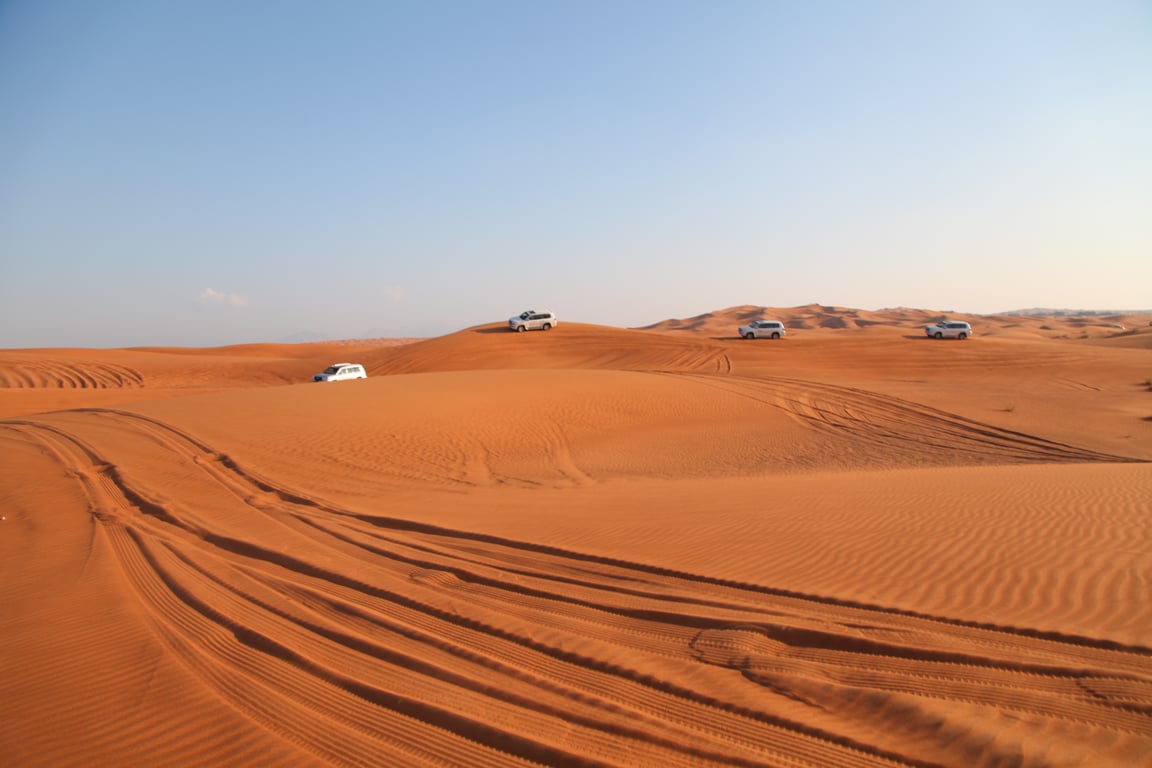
738,320,786,339
313,363,367,382
509,310,557,332
924,321,972,340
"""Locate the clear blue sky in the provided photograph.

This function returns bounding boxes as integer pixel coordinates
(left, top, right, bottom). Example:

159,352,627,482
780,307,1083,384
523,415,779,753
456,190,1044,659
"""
2,1,1149,347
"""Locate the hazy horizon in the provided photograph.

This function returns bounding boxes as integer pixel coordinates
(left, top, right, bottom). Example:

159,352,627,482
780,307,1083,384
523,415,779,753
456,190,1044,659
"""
3,1,1149,347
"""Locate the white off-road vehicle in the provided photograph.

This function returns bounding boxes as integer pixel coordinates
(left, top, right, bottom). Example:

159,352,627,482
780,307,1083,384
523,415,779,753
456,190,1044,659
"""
924,321,972,340
313,363,367,382
509,310,557,332
738,320,786,339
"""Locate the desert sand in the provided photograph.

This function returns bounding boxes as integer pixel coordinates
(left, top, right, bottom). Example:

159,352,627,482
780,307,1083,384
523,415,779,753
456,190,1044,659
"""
2,305,1150,767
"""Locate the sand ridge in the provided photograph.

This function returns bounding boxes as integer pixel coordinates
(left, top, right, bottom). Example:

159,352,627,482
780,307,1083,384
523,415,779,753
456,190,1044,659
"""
1,306,1150,767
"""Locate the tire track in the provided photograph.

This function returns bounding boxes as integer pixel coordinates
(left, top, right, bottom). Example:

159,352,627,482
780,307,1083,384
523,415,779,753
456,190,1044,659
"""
6,417,560,766
667,373,1143,466
5,409,1150,767
0,359,143,389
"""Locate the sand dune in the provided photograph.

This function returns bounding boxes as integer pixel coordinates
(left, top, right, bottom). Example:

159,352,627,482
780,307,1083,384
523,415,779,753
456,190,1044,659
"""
643,304,1152,342
2,307,1150,767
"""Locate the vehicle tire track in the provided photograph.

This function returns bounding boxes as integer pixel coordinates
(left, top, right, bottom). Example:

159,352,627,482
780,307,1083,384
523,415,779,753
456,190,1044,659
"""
5,410,1149,767
0,359,143,388
666,373,1144,466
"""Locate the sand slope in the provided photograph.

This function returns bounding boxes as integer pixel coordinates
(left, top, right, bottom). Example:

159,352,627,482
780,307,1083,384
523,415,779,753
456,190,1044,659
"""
2,308,1150,767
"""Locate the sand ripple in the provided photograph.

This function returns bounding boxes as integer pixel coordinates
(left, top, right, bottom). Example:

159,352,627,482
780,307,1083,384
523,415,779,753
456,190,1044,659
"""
2,407,1149,766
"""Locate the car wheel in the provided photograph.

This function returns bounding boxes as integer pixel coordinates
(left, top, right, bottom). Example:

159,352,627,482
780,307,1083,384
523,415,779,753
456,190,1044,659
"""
771,332,780,340
934,332,943,339
958,332,967,340
516,325,526,332
744,332,755,339
542,323,552,331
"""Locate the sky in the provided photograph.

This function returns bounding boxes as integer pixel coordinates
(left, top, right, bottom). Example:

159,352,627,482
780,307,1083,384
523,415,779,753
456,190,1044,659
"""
1,1,1150,347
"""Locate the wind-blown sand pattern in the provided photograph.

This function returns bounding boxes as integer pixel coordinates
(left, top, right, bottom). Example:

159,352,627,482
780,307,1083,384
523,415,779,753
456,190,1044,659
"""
2,308,1150,767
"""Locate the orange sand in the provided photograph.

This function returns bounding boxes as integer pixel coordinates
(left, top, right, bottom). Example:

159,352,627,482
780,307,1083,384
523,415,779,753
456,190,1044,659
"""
2,306,1150,767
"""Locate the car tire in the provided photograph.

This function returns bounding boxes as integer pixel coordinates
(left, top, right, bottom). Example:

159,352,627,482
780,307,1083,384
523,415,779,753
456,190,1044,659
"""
958,332,967,340
771,332,780,340
744,332,755,339
516,325,526,332
934,332,943,339
542,323,552,331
